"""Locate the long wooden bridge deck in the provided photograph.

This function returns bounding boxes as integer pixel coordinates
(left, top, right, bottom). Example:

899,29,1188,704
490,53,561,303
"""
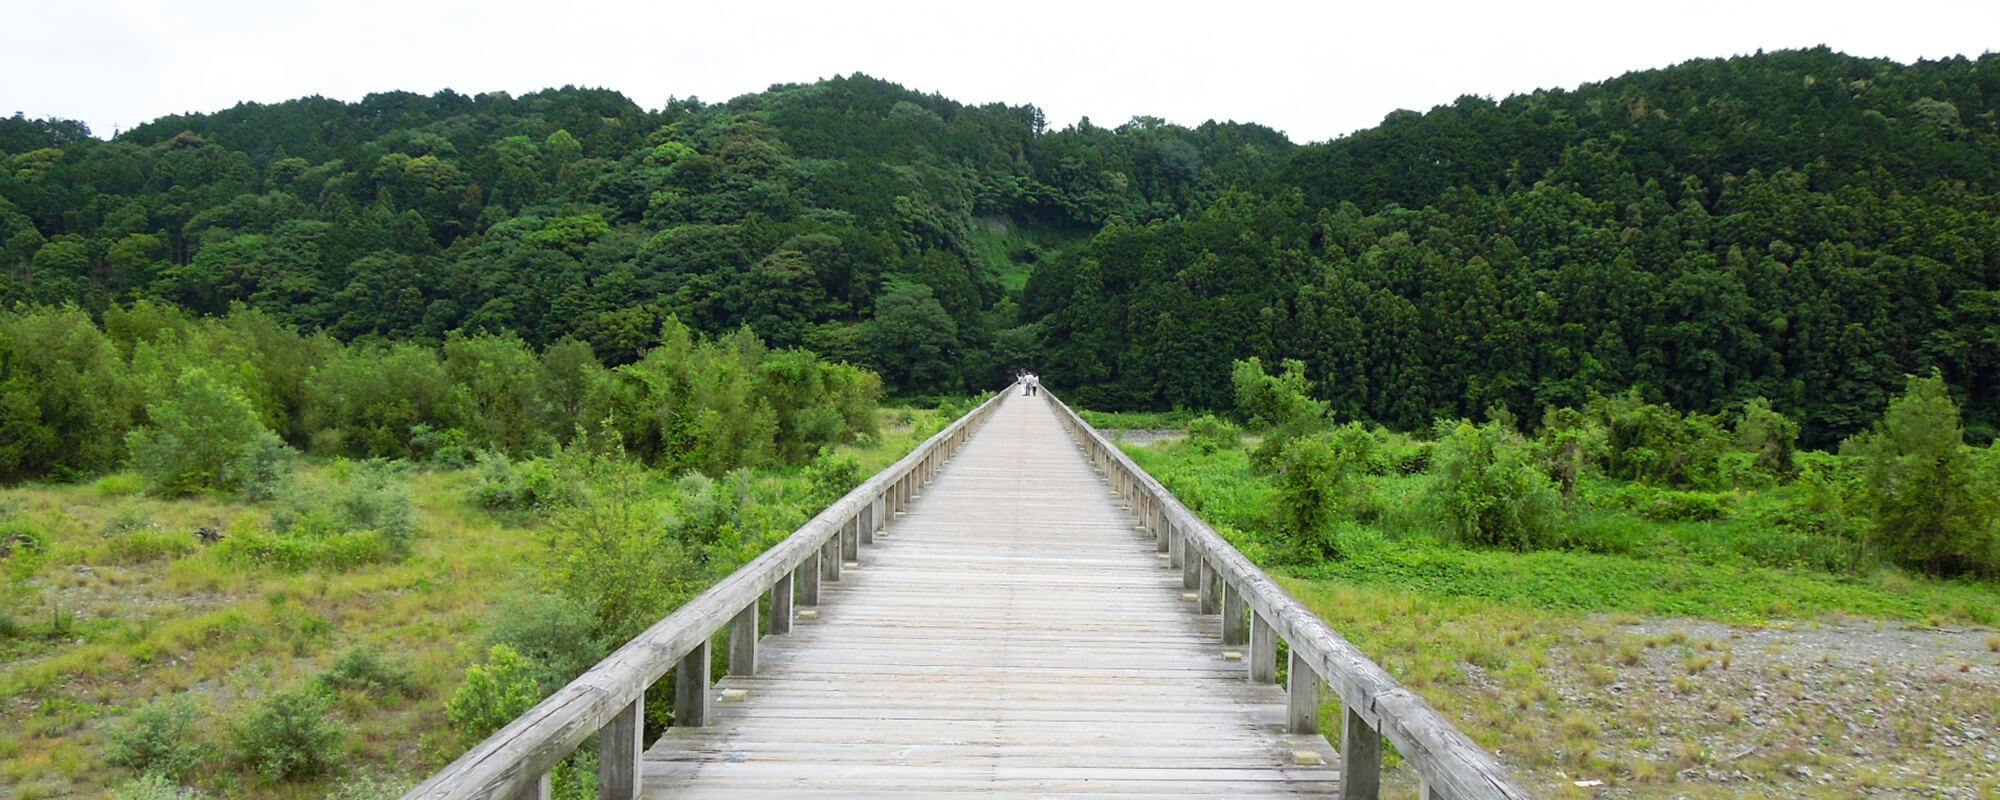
642,395,1339,797
403,390,1529,800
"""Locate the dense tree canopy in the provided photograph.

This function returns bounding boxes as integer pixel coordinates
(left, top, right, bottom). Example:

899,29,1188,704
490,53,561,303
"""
4,48,1997,448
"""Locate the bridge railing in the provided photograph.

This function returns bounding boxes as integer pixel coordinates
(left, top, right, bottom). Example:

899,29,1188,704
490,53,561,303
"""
400,390,1008,800
1044,391,1534,800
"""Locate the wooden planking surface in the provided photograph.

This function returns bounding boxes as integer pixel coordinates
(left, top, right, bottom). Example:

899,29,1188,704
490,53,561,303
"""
643,395,1339,797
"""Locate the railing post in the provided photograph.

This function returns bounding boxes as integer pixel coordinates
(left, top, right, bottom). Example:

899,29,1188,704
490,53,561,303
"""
841,516,859,562
1342,705,1382,800
675,640,711,728
770,570,794,633
799,555,820,606
1168,521,1183,568
514,772,552,800
874,495,887,533
1198,558,1219,615
1249,610,1277,683
1221,582,1246,645
859,502,874,545
1154,504,1169,554
822,535,841,582
598,695,643,800
729,604,757,676
1182,542,1200,589
1287,649,1319,734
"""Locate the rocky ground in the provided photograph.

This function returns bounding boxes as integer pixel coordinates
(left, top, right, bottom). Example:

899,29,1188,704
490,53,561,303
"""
1531,617,1999,799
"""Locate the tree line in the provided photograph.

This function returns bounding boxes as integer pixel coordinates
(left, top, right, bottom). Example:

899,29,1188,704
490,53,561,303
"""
4,47,1997,451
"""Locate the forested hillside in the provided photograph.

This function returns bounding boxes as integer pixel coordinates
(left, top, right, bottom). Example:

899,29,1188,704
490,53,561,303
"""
6,47,1999,451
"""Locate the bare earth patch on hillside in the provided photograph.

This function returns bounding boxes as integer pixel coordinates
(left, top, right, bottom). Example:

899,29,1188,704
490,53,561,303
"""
1514,617,1999,799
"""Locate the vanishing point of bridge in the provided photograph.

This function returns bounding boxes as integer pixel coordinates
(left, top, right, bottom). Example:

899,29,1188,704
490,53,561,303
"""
404,392,1530,799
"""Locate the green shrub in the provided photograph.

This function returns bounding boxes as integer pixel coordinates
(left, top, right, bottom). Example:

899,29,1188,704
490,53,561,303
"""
1587,390,1728,489
1184,414,1241,454
110,772,200,800
269,461,415,545
0,305,138,483
93,472,144,497
1274,434,1342,560
802,449,861,509
548,469,702,643
319,646,417,697
1845,372,1999,577
327,771,407,800
484,593,604,695
1427,420,1562,550
1732,397,1800,480
470,451,567,512
126,367,294,498
232,685,344,780
446,645,544,745
104,697,207,780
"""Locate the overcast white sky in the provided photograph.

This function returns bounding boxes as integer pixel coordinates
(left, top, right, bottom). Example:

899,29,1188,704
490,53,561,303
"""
5,0,1997,145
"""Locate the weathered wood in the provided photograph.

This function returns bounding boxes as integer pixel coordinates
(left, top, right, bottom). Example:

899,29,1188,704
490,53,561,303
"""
797,555,819,606
598,696,643,800
513,772,550,800
1287,649,1319,735
1249,610,1277,684
822,536,841,582
1198,558,1219,615
675,640,710,728
729,605,757,676
1046,391,1533,800
400,390,1006,800
1181,542,1200,589
1342,704,1382,800
769,572,793,634
1221,582,1246,646
858,503,874,545
840,517,858,562
638,395,1338,798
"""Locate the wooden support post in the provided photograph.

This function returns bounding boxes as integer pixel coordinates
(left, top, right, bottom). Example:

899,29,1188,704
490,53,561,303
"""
598,695,643,800
729,603,757,676
874,495,886,532
1341,705,1382,800
1182,542,1200,589
1168,521,1183,567
1249,611,1277,683
826,536,843,581
1419,777,1442,800
770,570,794,633
799,557,820,606
675,640,710,728
1155,507,1169,554
1198,558,1219,615
514,772,552,800
840,516,859,562
1222,582,1246,645
1287,649,1319,734
858,502,874,545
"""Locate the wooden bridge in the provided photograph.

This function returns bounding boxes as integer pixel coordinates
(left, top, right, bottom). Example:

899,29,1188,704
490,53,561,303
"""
403,393,1532,800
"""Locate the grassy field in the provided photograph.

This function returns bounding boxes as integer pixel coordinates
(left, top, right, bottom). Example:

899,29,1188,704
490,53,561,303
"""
1122,438,2000,799
0,408,954,799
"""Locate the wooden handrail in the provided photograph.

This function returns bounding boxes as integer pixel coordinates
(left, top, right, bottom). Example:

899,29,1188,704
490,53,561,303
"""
401,391,1008,800
1043,391,1535,800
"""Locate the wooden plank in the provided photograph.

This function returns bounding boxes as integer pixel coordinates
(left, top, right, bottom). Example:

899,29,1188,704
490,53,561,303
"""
637,394,1339,798
598,697,643,800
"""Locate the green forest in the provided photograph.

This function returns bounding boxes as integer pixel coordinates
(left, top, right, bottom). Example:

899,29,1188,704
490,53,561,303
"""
8,48,1994,458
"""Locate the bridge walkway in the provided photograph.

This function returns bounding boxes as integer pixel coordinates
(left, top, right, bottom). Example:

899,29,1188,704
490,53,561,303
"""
641,394,1340,797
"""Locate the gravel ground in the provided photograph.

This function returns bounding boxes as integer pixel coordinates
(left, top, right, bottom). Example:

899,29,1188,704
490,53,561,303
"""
1541,617,1999,798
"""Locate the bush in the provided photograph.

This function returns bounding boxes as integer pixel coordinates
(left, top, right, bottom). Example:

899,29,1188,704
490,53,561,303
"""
1844,372,1998,577
1427,420,1563,550
269,461,415,545
1184,414,1241,454
446,645,544,745
104,696,207,780
484,593,604,695
1587,391,1728,489
548,468,702,643
110,772,201,800
470,451,566,513
319,646,417,697
1275,433,1343,560
1732,397,1800,480
232,685,344,780
127,367,293,498
802,449,861,509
